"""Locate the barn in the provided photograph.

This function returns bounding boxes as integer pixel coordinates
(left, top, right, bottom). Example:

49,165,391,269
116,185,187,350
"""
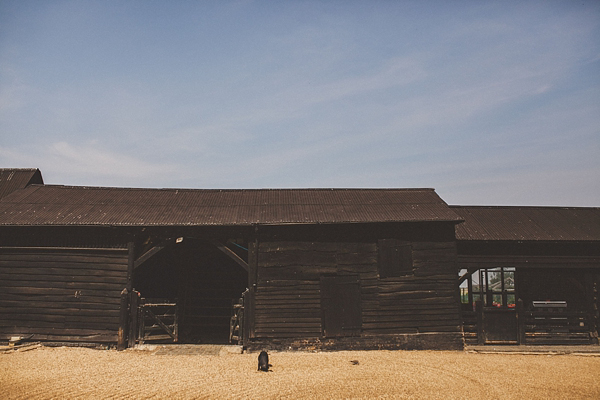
452,206,600,345
0,175,464,350
1,168,598,350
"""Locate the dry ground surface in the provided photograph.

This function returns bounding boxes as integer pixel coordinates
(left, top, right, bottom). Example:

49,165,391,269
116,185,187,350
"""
1,345,600,399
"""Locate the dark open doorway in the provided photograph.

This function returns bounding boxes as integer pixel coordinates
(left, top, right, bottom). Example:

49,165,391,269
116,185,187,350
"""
133,237,248,344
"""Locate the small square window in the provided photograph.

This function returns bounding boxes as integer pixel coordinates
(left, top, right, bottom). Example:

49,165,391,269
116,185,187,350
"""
377,239,413,278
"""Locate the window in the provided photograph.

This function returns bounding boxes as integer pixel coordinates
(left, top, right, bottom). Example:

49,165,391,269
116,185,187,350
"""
320,275,362,337
378,239,413,278
460,267,516,311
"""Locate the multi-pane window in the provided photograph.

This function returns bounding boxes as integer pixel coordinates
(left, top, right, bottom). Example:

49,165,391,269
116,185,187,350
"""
460,267,516,310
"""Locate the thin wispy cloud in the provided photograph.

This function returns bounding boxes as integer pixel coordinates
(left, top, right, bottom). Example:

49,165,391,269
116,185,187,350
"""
1,142,180,187
0,1,598,205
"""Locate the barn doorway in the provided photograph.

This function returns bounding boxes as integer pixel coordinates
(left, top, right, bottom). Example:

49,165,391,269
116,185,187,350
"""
133,237,248,344
460,267,597,345
460,267,517,344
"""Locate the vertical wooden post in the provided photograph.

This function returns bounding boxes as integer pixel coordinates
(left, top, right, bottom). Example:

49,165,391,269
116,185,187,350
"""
243,289,254,343
120,241,135,350
517,298,525,345
128,290,139,348
118,288,129,351
240,290,247,345
245,228,259,341
138,299,145,345
585,273,598,344
248,232,258,289
476,299,484,345
127,241,135,292
592,273,600,344
467,271,473,310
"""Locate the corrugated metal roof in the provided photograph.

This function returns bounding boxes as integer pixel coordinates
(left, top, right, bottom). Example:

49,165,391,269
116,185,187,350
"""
0,185,462,226
0,168,43,200
451,206,600,241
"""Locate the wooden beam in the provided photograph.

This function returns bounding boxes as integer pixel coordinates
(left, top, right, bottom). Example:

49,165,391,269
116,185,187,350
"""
458,255,600,269
476,300,484,345
458,269,474,285
117,288,128,351
127,242,134,291
212,241,248,271
134,245,165,269
128,290,139,348
145,309,176,340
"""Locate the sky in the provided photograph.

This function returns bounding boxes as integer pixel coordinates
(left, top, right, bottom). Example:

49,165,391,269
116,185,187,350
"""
0,1,599,206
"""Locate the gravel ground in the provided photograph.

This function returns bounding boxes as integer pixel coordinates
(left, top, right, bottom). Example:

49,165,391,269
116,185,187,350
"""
1,345,599,399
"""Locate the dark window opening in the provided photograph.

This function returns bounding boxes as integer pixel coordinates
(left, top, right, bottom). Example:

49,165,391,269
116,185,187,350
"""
378,239,413,278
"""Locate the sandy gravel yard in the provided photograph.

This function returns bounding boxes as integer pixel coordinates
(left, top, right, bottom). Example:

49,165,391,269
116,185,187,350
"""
1,345,600,399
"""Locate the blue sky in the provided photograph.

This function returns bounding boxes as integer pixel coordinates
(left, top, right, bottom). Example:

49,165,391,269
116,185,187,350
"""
1,1,598,206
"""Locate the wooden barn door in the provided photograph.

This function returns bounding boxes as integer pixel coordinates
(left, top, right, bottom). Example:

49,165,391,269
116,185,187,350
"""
320,275,362,338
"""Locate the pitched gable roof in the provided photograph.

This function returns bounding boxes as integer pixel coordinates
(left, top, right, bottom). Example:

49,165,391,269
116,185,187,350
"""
0,185,461,226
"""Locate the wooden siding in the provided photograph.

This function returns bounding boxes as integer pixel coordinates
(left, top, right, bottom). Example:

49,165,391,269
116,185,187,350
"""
366,242,461,335
0,247,128,342
254,280,322,338
253,240,461,345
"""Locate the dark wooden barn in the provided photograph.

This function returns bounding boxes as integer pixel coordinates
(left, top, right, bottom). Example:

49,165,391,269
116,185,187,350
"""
0,183,465,350
1,170,598,350
452,206,600,345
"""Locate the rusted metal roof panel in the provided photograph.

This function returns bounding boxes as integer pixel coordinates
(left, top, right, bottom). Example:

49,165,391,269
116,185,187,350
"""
452,206,600,241
0,168,43,200
0,185,461,226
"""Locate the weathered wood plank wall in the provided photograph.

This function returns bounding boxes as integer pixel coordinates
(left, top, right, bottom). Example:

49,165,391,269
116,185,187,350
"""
252,239,462,349
368,242,460,335
0,247,128,342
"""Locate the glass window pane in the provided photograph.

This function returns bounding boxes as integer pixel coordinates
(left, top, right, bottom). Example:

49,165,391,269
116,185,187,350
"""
507,294,516,307
493,294,502,307
488,268,502,291
504,270,515,290
472,271,480,292
460,287,469,304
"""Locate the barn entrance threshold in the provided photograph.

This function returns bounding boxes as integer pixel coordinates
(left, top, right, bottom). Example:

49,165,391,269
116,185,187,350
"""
135,344,243,356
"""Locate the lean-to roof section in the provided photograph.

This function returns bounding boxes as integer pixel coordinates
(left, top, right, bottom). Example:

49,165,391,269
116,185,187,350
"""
451,206,600,241
0,185,462,226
